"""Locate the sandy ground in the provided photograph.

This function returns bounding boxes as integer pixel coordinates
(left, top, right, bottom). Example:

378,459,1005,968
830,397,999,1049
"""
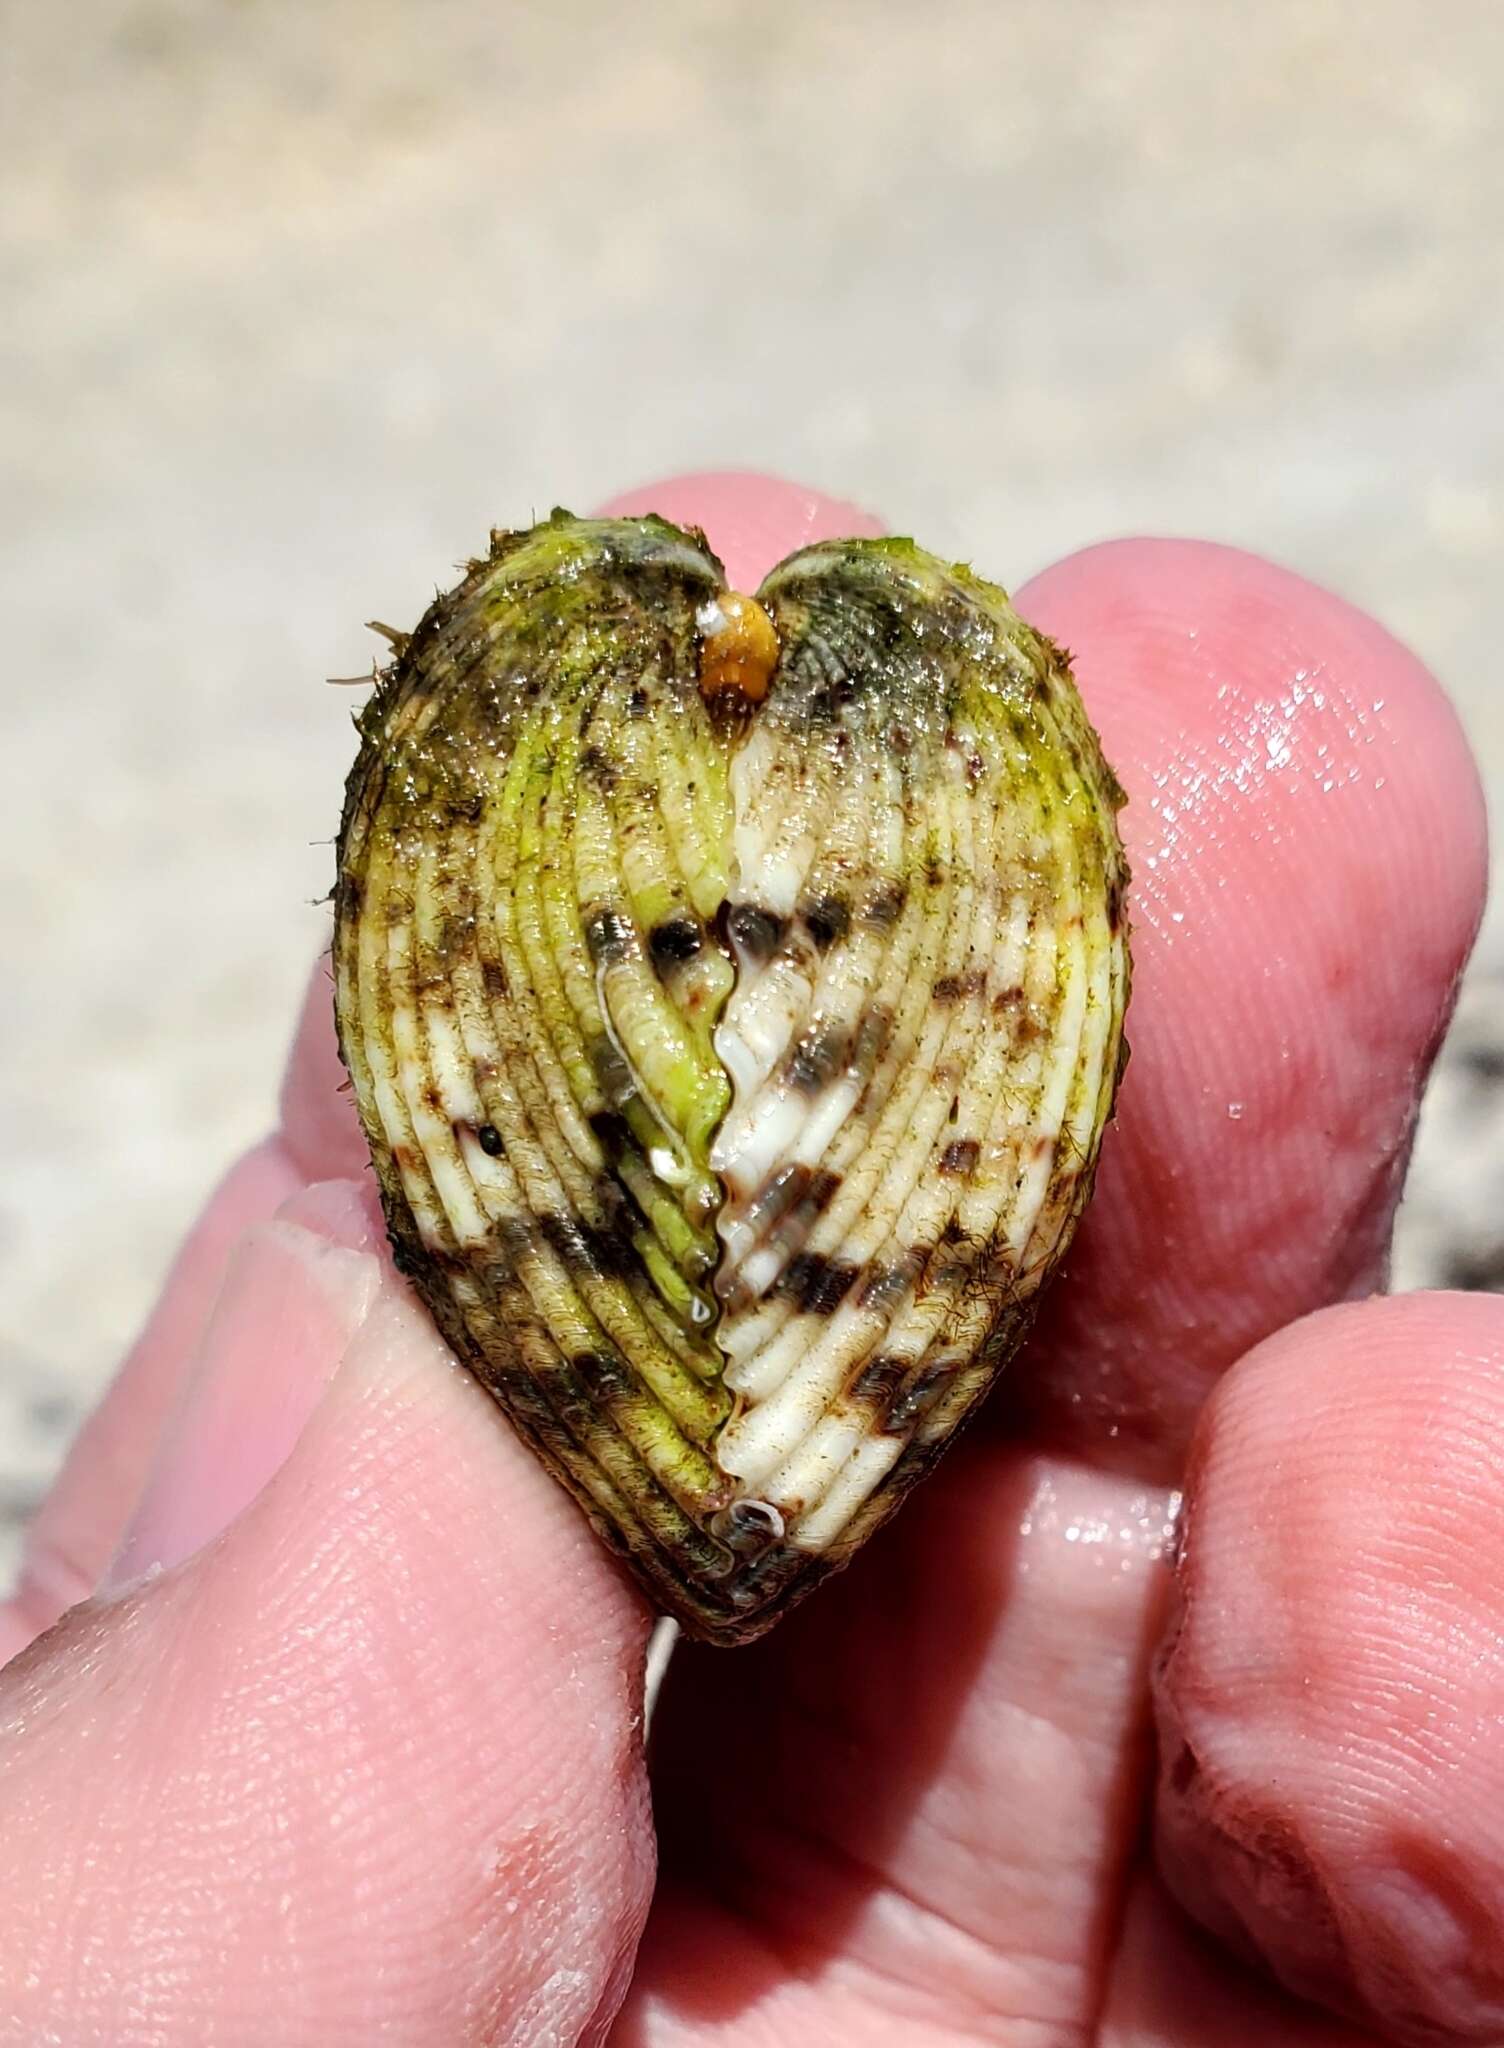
3,0,1501,1575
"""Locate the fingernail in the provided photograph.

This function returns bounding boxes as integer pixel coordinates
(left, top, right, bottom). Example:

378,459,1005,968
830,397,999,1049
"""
99,1214,382,1596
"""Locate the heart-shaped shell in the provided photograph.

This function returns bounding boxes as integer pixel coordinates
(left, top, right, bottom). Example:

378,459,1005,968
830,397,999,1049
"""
333,512,1129,1643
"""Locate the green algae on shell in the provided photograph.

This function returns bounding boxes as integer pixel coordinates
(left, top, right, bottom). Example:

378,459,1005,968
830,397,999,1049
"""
333,510,1130,1644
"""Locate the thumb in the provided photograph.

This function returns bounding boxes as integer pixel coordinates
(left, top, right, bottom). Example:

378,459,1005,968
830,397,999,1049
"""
0,1184,654,2047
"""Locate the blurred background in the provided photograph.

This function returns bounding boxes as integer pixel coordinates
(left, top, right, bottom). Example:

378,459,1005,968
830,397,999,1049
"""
3,0,1501,1577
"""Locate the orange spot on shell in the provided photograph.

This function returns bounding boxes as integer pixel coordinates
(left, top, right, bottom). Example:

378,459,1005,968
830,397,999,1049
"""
698,591,780,704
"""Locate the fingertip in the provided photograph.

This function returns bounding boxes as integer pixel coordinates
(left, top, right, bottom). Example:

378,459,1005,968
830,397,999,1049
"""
275,1170,386,1251
97,1207,382,1596
1,1136,308,1660
1017,538,1488,1037
1154,1291,1504,2043
0,1265,654,2042
1017,535,1487,922
1014,538,1487,1471
278,953,369,1183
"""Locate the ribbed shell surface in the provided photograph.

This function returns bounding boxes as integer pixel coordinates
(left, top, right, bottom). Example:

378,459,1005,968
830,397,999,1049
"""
334,512,1129,1643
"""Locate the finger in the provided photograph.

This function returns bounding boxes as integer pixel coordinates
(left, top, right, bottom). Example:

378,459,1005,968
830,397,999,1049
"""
1013,538,1485,1475
1153,1290,1504,2046
0,1195,652,2045
0,1138,304,1657
5,473,878,1655
2,957,359,1658
1100,1870,1382,2047
278,954,370,1184
96,1175,385,1598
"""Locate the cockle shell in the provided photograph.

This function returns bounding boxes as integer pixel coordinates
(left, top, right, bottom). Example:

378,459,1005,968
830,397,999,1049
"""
333,512,1129,1644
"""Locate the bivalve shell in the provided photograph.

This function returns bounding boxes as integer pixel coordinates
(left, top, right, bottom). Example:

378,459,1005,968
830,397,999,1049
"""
333,511,1129,1643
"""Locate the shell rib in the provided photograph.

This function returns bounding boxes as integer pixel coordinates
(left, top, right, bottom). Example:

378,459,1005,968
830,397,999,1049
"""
333,512,1129,1643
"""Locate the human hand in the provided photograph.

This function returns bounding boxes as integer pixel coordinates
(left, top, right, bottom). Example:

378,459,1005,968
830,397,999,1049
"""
1,472,1494,2046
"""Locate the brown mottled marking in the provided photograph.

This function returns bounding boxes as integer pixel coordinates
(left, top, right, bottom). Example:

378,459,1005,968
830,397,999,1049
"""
538,1209,591,1269
584,906,633,964
647,915,703,971
786,1026,849,1095
579,744,618,791
780,1253,861,1315
1107,868,1128,935
482,957,508,999
802,893,852,951
992,983,1023,1014
741,1162,813,1237
886,1362,953,1434
849,1006,894,1078
493,1215,536,1265
388,1235,424,1282
587,1107,631,1156
861,880,908,929
571,1349,633,1401
939,1138,980,1176
436,921,471,966
933,968,987,1004
848,1354,907,1408
743,1169,848,1304
591,1038,634,1106
539,1208,635,1283
593,1171,645,1244
444,787,485,826
724,902,787,963
857,1249,927,1316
